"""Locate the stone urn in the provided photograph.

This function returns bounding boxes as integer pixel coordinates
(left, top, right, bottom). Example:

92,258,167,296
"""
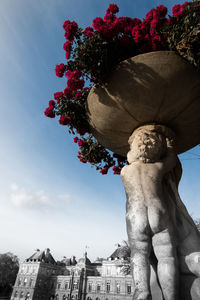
87,51,200,300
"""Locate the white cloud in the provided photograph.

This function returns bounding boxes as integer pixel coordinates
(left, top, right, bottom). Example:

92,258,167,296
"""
10,184,51,210
57,194,71,204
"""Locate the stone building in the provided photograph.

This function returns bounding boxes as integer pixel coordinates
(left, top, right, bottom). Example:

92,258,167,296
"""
10,245,135,300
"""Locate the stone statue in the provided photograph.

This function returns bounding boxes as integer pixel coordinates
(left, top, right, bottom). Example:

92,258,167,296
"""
121,125,200,300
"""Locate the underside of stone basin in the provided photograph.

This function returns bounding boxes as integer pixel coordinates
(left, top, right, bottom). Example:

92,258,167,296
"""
87,51,200,156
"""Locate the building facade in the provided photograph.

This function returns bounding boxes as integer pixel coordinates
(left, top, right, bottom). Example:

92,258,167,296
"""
11,246,135,300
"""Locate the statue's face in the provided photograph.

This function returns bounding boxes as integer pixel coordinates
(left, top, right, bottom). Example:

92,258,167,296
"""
128,131,165,163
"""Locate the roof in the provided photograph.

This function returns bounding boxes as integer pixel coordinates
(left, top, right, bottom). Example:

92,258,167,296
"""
61,256,77,266
78,252,91,265
109,244,131,260
26,248,56,264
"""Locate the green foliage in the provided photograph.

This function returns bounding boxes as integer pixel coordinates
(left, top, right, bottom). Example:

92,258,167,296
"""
0,252,19,296
166,1,200,69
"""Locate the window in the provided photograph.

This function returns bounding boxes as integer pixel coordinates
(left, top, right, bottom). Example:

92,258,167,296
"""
18,278,22,286
24,278,27,286
96,283,101,292
127,284,131,294
65,282,69,290
26,292,30,299
106,267,111,275
96,298,100,300
116,283,120,293
29,278,33,287
14,291,18,298
63,295,67,300
55,295,59,300
87,298,92,300
20,291,24,298
57,283,61,289
106,282,110,293
88,283,92,292
73,281,79,289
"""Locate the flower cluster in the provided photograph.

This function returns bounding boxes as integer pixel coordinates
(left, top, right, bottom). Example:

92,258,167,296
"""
45,1,200,175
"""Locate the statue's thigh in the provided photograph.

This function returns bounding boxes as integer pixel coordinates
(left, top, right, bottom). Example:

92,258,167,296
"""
126,201,149,239
152,229,177,259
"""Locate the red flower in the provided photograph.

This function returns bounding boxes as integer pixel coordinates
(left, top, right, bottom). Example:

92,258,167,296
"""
63,41,72,59
78,139,84,146
63,20,71,31
75,91,82,100
44,107,55,118
67,78,85,91
99,25,117,41
66,70,82,79
78,139,88,147
112,166,121,175
63,41,72,52
172,4,184,17
55,63,66,77
83,26,94,37
59,115,71,125
73,137,78,143
114,17,126,32
49,100,56,108
144,9,156,22
73,70,82,79
132,27,144,43
152,35,163,50
92,17,105,31
54,91,64,104
156,5,167,18
100,167,109,175
106,4,119,14
104,13,116,24
150,17,160,29
64,21,78,41
77,128,87,135
64,87,73,100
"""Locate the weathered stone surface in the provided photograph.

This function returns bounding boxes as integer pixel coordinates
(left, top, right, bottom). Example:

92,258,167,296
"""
121,125,200,300
87,51,200,156
180,275,200,300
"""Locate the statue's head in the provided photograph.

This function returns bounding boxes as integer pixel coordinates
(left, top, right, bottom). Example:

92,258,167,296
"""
127,125,174,163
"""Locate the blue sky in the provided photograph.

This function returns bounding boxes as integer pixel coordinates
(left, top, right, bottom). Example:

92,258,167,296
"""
0,0,200,263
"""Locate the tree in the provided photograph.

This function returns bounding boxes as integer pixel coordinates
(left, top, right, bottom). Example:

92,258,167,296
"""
0,252,19,296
